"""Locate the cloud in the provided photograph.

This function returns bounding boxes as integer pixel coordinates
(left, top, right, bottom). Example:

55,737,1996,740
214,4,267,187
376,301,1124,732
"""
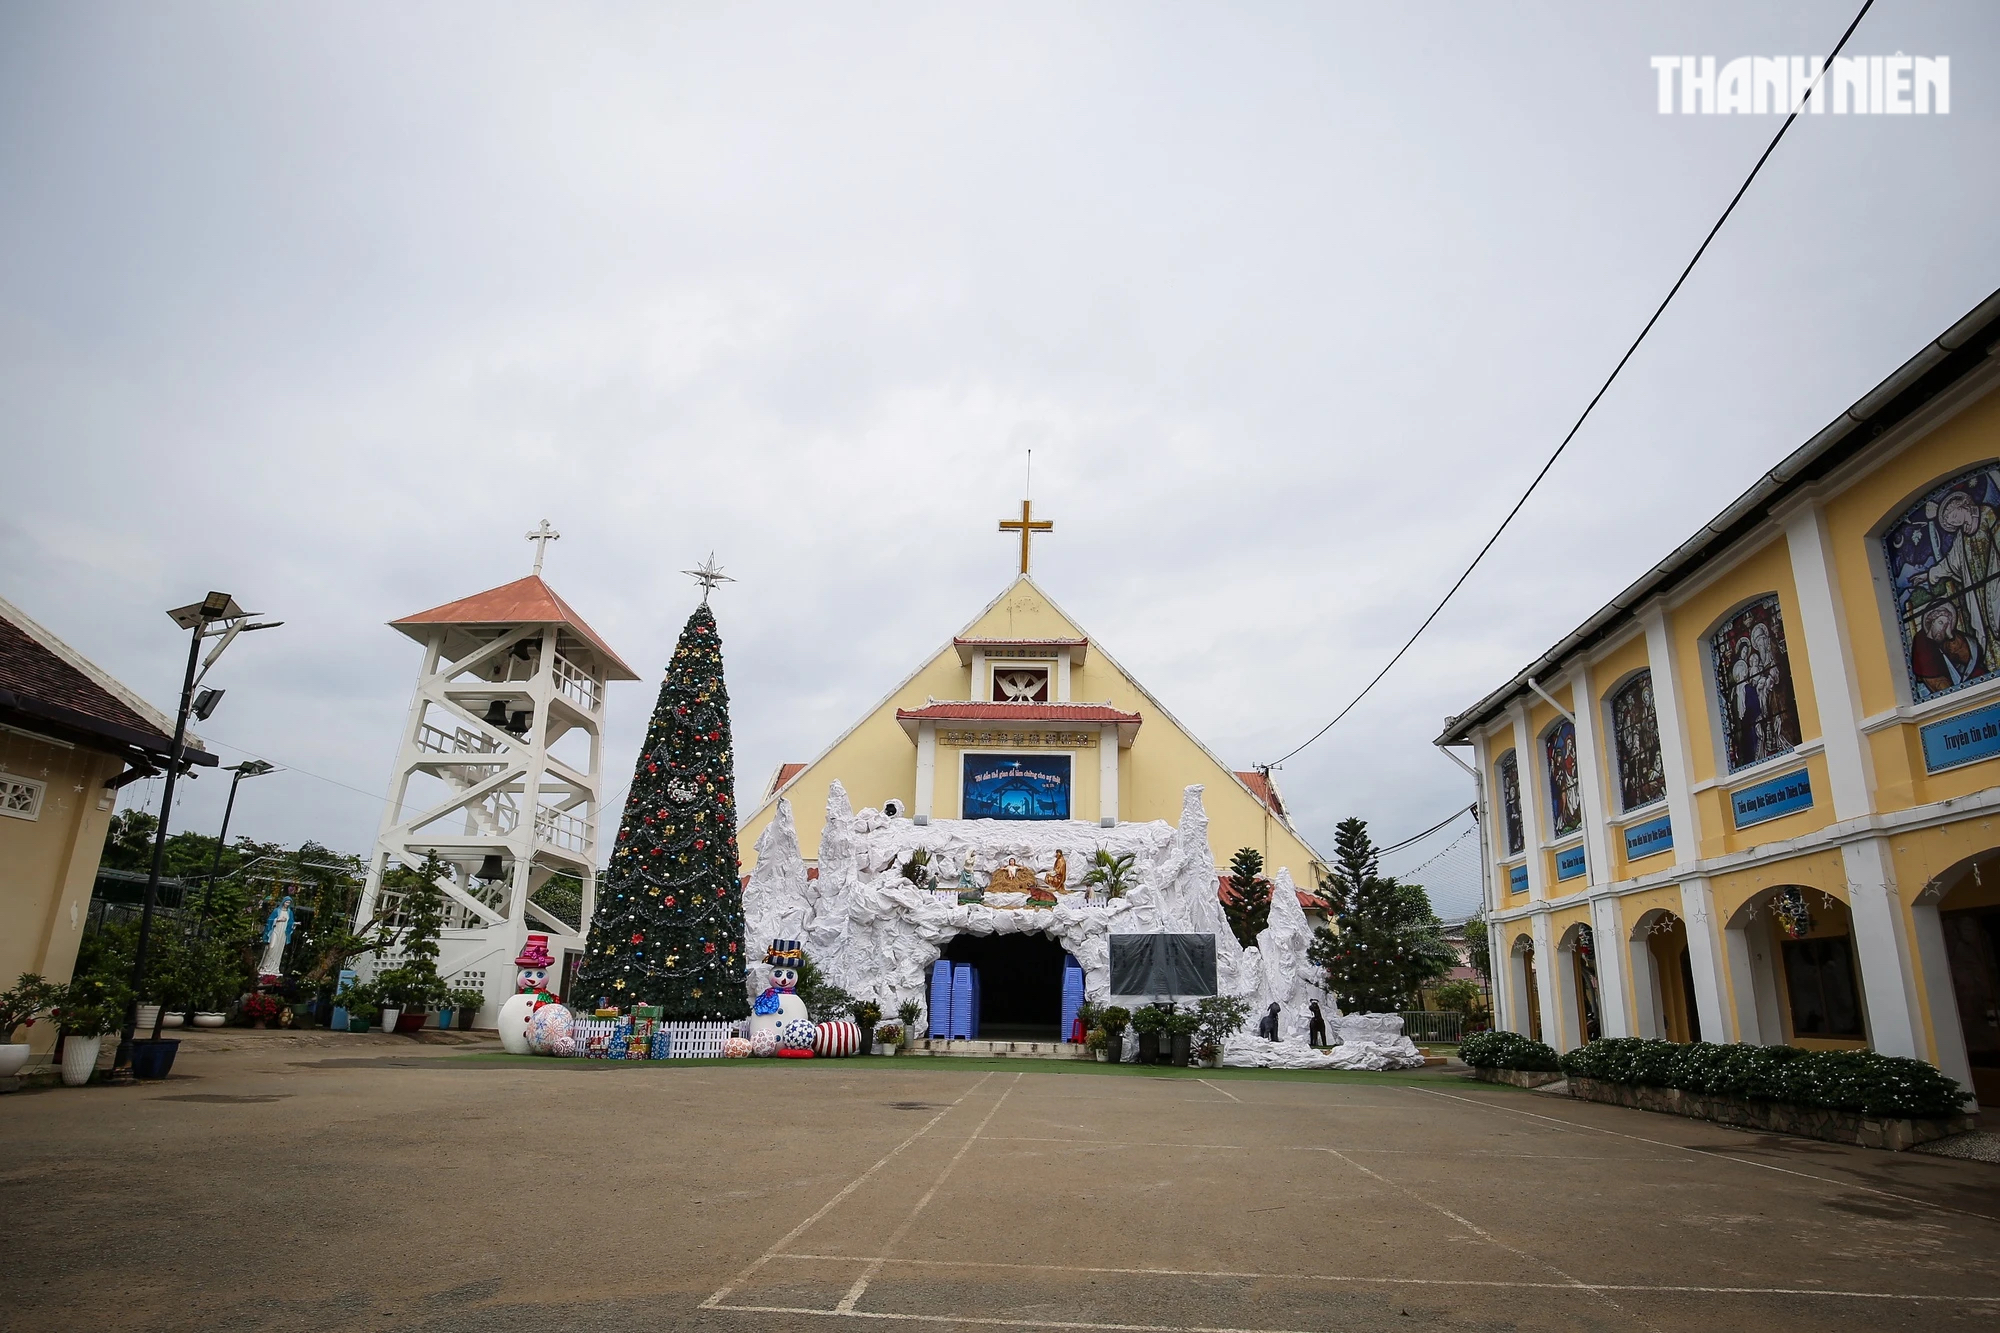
2,2,1995,891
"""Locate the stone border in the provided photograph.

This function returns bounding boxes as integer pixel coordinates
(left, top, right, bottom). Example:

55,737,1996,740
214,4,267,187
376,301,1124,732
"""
1470,1066,1565,1089
1565,1076,1977,1151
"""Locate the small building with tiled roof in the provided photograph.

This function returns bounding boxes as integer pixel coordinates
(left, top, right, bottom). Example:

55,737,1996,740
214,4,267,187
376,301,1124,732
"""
0,593,216,1066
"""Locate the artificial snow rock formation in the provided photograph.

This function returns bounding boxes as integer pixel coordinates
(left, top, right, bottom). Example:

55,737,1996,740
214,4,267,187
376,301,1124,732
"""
745,797,810,945
741,782,1336,1040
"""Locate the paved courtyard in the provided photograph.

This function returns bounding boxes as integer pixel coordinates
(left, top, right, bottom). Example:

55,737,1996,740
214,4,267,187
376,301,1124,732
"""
3,1032,1998,1332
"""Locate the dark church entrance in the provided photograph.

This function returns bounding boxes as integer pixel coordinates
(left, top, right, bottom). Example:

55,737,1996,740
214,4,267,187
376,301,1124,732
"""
943,931,1067,1041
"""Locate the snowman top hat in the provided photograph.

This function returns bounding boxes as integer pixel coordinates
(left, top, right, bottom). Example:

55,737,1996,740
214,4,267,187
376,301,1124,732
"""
766,939,802,968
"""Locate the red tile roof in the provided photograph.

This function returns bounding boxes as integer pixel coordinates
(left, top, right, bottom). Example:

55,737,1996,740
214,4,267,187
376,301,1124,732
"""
0,601,211,762
391,575,638,680
1234,770,1286,818
953,636,1089,664
895,702,1138,723
767,762,807,798
1216,875,1325,913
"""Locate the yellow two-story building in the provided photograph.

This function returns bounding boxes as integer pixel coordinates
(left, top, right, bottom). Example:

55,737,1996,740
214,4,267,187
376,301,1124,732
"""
1439,288,2000,1107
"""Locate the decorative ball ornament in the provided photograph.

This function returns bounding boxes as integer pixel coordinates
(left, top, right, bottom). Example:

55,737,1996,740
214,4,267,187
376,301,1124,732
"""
498,992,538,1055
814,1018,861,1057
749,1029,779,1058
528,1003,575,1055
722,1036,752,1059
777,1017,817,1051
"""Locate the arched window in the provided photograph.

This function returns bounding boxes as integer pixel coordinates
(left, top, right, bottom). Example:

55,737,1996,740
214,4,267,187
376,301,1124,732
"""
1881,463,2000,702
1496,750,1524,855
1709,594,1801,773
1544,719,1581,838
1609,671,1665,810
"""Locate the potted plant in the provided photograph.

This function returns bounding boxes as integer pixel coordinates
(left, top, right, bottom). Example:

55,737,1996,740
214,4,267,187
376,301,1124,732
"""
872,1021,902,1056
335,981,375,1033
1099,1006,1129,1064
1165,1009,1200,1067
241,992,285,1028
1131,1004,1169,1065
0,974,58,1079
1082,849,1135,900
1085,1028,1110,1063
1193,995,1250,1069
51,976,124,1086
897,998,922,1048
850,999,882,1053
447,986,485,1031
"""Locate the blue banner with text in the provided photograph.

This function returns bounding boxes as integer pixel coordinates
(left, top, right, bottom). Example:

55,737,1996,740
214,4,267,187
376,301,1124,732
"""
1730,768,1813,829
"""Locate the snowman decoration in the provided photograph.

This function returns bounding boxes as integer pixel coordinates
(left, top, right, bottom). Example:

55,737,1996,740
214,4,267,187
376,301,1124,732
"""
498,935,558,1055
749,939,814,1056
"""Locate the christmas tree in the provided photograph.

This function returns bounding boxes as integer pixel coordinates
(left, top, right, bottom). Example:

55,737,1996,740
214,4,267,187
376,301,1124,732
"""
574,600,749,1020
1307,817,1455,1013
1222,846,1272,949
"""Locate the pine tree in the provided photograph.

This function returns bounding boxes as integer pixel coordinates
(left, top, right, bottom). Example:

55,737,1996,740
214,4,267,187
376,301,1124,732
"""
1307,817,1454,1013
1222,846,1272,949
575,603,749,1020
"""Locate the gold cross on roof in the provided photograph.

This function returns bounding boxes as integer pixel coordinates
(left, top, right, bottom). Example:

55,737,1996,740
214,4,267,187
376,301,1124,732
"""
998,499,1053,574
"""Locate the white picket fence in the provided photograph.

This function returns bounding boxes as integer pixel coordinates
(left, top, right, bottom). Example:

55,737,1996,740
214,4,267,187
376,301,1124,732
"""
659,1020,731,1058
567,1017,735,1059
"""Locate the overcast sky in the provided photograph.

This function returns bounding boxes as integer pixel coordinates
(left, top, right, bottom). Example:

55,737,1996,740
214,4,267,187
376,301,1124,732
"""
4,3,1995,919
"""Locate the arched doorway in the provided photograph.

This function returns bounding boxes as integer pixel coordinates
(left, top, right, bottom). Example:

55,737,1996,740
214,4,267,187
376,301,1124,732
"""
1916,850,2000,1106
1510,934,1542,1042
1629,910,1699,1043
1556,923,1601,1047
943,932,1068,1041
1724,885,1865,1049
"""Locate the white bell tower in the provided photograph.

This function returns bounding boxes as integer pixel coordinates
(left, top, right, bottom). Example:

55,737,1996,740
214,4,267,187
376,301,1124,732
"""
355,524,638,1024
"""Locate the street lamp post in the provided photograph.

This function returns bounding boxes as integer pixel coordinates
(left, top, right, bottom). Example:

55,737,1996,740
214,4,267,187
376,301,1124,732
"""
113,592,279,1076
179,759,277,1027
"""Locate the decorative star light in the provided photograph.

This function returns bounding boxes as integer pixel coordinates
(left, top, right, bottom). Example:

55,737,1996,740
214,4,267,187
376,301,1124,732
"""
682,552,735,605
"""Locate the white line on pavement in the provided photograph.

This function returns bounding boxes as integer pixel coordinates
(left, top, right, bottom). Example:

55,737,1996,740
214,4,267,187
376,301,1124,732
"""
700,1071,998,1310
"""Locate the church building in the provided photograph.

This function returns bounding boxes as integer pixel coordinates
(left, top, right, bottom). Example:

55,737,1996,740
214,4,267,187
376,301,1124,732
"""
736,507,1333,1044
740,538,1322,891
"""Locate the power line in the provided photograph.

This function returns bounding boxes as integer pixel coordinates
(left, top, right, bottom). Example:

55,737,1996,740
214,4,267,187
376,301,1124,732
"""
1390,822,1478,880
1375,805,1474,857
1267,0,1876,769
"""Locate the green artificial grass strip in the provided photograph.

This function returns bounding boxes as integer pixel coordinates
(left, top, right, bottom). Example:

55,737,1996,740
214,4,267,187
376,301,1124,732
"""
444,1051,1460,1086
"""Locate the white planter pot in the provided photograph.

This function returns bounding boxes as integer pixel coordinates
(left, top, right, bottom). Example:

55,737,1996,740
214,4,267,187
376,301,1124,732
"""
379,1007,402,1033
162,1012,184,1029
0,1043,30,1078
60,1035,102,1086
193,1012,227,1028
871,1042,895,1056
134,1004,161,1032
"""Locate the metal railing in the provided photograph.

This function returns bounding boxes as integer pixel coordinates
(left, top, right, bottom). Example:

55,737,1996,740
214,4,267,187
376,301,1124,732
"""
1399,1010,1464,1044
417,723,500,757
535,806,589,855
554,652,602,712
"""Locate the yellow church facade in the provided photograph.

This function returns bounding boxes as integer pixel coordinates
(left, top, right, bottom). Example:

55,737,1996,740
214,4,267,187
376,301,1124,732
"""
1440,287,2000,1107
739,573,1326,895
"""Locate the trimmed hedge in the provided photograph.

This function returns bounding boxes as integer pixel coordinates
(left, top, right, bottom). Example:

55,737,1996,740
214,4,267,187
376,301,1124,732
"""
1458,1029,1560,1072
1557,1038,1969,1120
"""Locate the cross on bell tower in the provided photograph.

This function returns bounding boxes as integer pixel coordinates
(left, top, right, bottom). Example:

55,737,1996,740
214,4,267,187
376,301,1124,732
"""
525,519,560,575
998,499,1053,574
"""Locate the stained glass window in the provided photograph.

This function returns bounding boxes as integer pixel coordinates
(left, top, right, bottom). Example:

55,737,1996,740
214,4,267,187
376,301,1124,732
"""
1497,750,1523,856
1880,464,2000,702
1709,594,1801,773
1544,719,1581,838
1610,671,1665,810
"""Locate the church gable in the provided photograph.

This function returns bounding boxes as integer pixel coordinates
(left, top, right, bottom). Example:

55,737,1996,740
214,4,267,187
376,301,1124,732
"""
738,575,1325,889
